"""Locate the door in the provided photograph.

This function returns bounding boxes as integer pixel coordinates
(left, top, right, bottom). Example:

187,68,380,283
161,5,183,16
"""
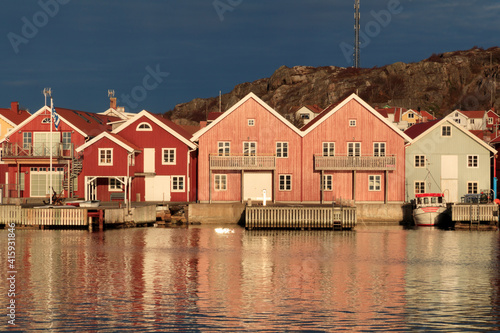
33,132,60,156
144,148,155,173
243,172,272,201
145,176,171,201
441,155,458,202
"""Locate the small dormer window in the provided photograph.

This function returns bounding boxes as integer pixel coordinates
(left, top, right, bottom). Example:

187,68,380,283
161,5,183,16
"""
248,119,255,126
137,122,152,131
408,113,414,119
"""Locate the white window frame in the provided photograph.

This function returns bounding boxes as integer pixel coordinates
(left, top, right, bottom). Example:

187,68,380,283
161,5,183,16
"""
62,132,72,150
99,148,113,166
162,148,176,165
218,142,230,156
488,117,493,125
441,125,451,137
322,174,333,191
414,181,425,194
248,119,255,126
323,142,335,157
349,119,357,127
109,177,124,192
368,175,381,192
276,142,288,158
23,132,32,150
243,141,257,156
348,142,361,157
467,155,478,168
171,176,185,192
408,112,414,119
136,122,152,131
279,174,292,191
414,155,425,168
214,174,227,191
467,181,478,194
373,142,386,157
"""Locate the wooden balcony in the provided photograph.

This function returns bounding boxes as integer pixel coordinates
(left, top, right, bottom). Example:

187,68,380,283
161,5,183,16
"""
1,143,74,160
210,154,276,170
315,155,396,171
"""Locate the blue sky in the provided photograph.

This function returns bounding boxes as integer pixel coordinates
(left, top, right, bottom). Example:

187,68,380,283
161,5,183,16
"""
1,0,499,114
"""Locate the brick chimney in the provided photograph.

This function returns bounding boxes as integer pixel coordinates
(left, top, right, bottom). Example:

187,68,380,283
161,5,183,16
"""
110,97,117,109
10,102,19,114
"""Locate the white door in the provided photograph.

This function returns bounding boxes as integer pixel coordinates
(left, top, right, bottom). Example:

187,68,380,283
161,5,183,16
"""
243,172,272,201
144,148,155,173
441,155,458,202
145,176,171,201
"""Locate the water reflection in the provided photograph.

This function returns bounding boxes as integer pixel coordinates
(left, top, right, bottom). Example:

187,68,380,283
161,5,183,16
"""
0,226,499,331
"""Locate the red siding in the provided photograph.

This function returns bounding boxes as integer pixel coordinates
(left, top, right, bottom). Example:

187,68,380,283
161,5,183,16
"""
302,99,406,203
197,98,302,202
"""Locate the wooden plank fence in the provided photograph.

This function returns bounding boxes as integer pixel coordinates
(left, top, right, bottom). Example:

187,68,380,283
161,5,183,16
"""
452,204,498,223
0,205,87,226
246,206,356,230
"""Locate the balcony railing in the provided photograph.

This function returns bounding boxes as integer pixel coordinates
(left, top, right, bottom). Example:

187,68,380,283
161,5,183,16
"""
315,155,396,171
210,154,276,170
1,143,74,159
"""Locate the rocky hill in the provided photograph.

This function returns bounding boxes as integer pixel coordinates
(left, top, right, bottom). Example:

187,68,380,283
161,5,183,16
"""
166,47,500,123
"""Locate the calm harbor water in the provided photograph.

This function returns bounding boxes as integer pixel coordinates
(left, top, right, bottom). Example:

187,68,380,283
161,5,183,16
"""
1,225,500,332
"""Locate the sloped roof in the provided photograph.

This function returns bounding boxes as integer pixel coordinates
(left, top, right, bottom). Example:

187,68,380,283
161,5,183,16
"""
207,112,223,121
456,110,486,119
300,102,342,131
75,132,141,153
404,119,441,139
419,110,435,120
55,107,120,137
0,108,31,126
376,109,389,118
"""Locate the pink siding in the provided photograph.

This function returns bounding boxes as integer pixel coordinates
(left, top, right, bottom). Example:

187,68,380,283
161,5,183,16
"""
302,99,406,203
198,98,302,202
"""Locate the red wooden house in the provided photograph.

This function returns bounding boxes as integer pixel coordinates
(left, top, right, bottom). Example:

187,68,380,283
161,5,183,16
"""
0,103,118,200
301,94,411,204
192,93,303,203
76,110,197,202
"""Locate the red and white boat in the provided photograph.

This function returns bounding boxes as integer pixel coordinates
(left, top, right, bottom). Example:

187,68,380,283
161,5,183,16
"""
413,193,447,226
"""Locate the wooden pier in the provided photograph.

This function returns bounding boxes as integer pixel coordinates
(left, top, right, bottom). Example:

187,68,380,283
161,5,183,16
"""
0,205,157,230
245,206,356,230
451,203,498,230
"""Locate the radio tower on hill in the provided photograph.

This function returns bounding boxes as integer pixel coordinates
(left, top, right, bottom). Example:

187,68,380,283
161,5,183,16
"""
354,0,360,68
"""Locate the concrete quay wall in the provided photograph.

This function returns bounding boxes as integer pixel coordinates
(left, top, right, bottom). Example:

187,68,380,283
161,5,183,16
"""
188,203,411,225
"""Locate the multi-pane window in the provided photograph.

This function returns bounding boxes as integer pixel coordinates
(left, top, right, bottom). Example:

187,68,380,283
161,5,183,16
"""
137,122,152,131
248,119,255,126
373,143,386,157
218,142,230,156
369,175,381,191
162,148,176,165
322,175,333,191
442,125,451,136
467,155,478,168
62,132,71,150
276,142,288,158
23,132,32,150
348,142,361,157
467,182,478,194
279,175,292,191
323,142,335,157
99,149,112,166
414,181,425,194
172,176,185,192
414,155,425,168
243,142,256,156
408,113,414,119
488,117,493,125
349,119,357,127
214,174,227,191
109,178,123,191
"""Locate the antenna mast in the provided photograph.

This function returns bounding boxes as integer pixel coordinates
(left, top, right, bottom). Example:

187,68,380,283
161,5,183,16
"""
43,87,52,106
354,0,360,68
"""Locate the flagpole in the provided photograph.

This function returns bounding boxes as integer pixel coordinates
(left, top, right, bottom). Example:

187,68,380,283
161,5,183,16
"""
50,97,53,205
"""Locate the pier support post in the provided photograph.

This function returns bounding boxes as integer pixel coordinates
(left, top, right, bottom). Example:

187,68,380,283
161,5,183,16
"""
99,210,104,231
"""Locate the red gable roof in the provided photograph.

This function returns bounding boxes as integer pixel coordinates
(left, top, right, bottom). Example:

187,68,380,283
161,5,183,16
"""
376,109,389,118
419,110,435,120
0,108,31,125
152,114,194,141
56,107,120,137
403,119,441,139
457,110,486,119
207,112,223,121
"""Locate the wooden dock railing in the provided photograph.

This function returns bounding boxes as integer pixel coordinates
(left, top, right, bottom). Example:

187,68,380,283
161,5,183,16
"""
452,204,498,223
210,155,276,170
315,155,396,171
246,206,356,230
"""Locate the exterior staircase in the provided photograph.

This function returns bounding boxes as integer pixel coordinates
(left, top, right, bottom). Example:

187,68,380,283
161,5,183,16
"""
63,157,83,198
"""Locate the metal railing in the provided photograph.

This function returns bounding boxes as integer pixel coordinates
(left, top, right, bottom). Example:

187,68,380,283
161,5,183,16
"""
315,155,397,171
1,143,74,159
210,154,276,170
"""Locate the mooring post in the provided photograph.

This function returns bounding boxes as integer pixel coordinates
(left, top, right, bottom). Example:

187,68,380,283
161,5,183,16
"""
99,210,104,231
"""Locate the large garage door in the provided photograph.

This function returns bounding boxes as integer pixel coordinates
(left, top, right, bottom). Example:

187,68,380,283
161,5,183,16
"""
243,172,272,201
145,176,171,201
441,155,458,202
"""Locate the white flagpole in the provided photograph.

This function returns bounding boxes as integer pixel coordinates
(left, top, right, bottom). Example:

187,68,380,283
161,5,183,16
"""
50,97,53,205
